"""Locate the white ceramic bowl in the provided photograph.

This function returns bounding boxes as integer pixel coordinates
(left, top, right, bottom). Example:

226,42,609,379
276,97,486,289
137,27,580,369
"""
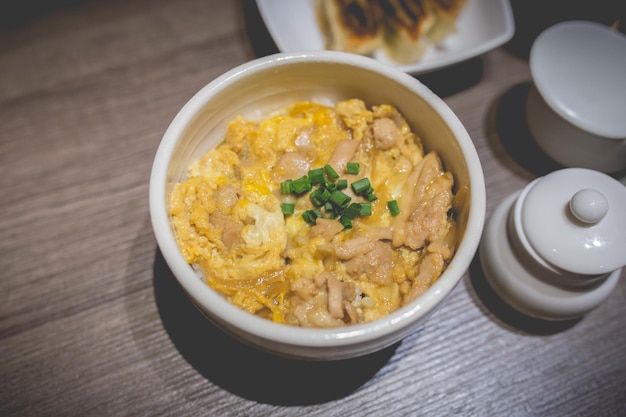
150,51,485,360
526,21,626,173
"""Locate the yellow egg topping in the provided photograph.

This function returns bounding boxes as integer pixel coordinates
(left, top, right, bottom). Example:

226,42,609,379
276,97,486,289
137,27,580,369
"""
170,99,457,327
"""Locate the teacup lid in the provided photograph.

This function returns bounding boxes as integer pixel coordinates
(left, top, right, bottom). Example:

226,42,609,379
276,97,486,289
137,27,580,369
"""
520,168,626,275
530,21,626,138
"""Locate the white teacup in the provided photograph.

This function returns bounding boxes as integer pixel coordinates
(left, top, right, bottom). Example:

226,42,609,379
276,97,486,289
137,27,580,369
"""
526,21,626,173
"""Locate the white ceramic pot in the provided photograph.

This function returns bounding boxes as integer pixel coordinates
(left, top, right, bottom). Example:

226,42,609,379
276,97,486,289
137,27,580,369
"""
480,168,626,320
526,21,626,173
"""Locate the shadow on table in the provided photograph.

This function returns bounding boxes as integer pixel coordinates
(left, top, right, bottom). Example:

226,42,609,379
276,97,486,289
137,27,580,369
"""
467,252,582,336
505,0,626,61
416,57,483,98
152,249,398,405
493,81,626,182
489,81,564,177
241,0,279,58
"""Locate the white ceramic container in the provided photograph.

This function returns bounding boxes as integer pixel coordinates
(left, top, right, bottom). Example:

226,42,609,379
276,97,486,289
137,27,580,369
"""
480,168,626,320
150,51,486,360
526,21,626,173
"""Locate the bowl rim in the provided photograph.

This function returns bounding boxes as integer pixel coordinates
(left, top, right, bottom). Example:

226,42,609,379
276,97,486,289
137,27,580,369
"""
149,50,486,349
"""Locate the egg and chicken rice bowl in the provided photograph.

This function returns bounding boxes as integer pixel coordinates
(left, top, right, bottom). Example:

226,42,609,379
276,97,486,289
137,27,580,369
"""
170,98,459,328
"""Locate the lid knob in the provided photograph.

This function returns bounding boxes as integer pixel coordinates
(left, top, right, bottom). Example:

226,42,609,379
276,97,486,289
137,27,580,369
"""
569,188,609,224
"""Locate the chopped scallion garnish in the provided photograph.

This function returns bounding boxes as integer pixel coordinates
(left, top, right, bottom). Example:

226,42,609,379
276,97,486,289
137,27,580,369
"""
342,203,361,220
310,187,330,206
302,209,324,224
281,203,295,215
366,192,378,202
292,175,312,195
324,164,339,179
346,162,360,175
308,168,325,185
339,216,353,230
280,179,292,195
330,190,351,208
280,162,378,227
351,177,371,195
387,199,400,216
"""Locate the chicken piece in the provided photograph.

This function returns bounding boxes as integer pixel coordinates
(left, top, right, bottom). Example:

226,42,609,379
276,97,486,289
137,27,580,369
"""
272,150,312,182
209,212,243,248
326,273,344,319
402,188,453,250
291,276,318,299
372,117,402,150
403,251,444,305
426,237,452,260
392,152,453,250
333,227,393,259
214,184,240,213
334,236,376,260
344,241,393,285
309,218,345,241
327,139,360,173
342,281,357,301
343,301,359,324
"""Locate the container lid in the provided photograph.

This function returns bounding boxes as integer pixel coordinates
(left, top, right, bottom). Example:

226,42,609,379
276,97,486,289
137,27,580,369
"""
529,21,626,139
521,168,626,275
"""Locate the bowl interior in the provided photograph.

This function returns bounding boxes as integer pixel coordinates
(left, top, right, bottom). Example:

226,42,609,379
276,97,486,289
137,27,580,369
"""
152,52,484,359
169,56,473,229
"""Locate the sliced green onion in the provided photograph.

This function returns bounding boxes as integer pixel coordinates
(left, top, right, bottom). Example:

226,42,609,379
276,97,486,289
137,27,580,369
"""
280,179,292,195
292,175,312,195
346,162,360,175
305,209,324,223
330,190,351,208
325,180,337,191
342,204,361,220
319,187,331,202
281,203,295,215
281,163,380,229
310,193,322,207
351,177,371,195
366,192,378,202
312,187,331,206
339,216,353,230
308,168,325,185
324,164,340,179
301,211,313,223
387,199,400,216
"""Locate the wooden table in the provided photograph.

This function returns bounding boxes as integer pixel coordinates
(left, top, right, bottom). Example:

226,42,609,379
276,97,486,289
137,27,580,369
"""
2,1,624,416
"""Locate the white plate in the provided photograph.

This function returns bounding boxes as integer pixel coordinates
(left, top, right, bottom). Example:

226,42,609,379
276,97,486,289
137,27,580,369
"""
255,0,515,75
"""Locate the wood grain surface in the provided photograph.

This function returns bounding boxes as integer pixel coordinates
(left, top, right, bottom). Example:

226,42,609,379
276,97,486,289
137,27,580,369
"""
1,1,624,416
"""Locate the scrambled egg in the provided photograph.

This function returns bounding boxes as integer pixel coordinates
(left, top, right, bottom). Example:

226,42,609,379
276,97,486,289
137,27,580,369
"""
170,99,457,327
